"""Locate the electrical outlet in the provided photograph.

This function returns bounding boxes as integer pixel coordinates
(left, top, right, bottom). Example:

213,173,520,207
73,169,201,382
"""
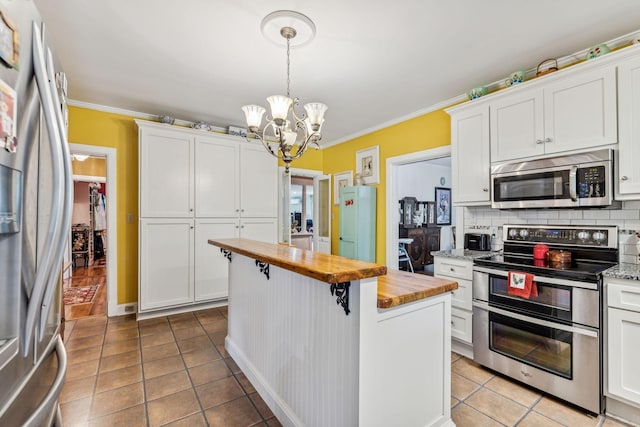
124,304,135,313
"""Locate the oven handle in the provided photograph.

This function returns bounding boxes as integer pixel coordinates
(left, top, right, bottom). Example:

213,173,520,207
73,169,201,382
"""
473,300,598,338
472,266,598,291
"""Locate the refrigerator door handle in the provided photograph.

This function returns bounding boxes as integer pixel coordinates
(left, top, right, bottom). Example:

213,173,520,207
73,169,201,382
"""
23,22,65,356
39,46,73,341
22,336,67,427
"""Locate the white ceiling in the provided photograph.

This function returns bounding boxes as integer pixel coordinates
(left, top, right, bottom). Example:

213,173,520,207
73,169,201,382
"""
33,0,640,145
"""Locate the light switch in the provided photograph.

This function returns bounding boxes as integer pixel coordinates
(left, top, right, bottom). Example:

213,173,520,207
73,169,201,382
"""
127,213,134,224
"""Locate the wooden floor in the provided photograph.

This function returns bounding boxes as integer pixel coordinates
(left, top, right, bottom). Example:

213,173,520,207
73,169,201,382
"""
63,255,107,321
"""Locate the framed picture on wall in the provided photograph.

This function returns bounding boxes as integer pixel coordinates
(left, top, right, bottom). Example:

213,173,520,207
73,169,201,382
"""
435,187,451,225
333,171,352,205
355,146,379,185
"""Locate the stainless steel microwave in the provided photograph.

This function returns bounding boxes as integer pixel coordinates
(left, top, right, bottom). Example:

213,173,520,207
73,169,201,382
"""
491,149,618,209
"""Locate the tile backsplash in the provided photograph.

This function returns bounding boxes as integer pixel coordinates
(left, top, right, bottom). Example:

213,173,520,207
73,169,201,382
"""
464,201,640,264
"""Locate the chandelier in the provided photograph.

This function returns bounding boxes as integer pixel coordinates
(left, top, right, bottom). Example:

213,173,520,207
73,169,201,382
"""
242,11,327,174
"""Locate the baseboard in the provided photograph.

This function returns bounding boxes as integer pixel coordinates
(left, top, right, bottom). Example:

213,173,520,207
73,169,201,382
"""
605,396,640,426
109,303,138,317
226,337,302,427
136,300,228,321
452,339,473,359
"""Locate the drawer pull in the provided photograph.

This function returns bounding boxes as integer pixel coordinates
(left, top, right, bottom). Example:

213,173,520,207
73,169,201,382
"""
450,268,455,272
621,176,629,181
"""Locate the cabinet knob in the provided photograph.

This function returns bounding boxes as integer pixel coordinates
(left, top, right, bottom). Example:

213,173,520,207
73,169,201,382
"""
483,188,489,192
544,137,552,143
190,226,194,229
241,225,245,229
450,267,455,272
241,209,245,212
235,209,239,212
535,139,545,144
621,176,629,181
235,225,239,228
339,237,343,240
190,208,193,212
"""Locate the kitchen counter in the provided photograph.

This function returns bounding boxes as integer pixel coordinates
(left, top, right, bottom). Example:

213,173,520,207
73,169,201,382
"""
603,263,640,281
208,238,455,426
431,248,498,261
210,238,457,309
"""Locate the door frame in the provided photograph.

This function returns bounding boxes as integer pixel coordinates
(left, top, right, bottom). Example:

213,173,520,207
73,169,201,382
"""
69,143,118,316
278,167,323,245
385,146,455,269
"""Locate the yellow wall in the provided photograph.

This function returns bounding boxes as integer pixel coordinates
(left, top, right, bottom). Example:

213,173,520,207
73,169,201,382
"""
322,110,451,264
71,157,106,177
68,106,139,304
67,104,450,306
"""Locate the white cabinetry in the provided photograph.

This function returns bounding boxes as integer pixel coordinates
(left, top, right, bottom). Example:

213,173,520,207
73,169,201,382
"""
448,105,491,205
137,120,278,318
605,278,640,423
434,256,473,358
617,55,640,198
491,65,617,163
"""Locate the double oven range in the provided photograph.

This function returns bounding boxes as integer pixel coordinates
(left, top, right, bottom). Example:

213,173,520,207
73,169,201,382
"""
472,224,618,414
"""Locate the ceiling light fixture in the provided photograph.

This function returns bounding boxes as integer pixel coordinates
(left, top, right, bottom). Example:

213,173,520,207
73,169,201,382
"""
242,10,327,174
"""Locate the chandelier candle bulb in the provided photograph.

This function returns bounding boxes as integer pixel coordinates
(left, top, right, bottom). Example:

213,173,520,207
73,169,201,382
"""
267,95,293,123
304,103,328,131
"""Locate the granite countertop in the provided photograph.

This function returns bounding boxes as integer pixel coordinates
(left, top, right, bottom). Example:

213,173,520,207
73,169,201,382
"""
431,248,499,261
603,263,640,281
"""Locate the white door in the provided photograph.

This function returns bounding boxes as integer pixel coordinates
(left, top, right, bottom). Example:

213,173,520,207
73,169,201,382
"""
617,56,640,196
240,143,278,217
543,66,617,155
139,218,194,311
139,129,193,217
194,136,239,217
240,218,278,243
194,219,239,302
490,88,545,162
607,307,640,404
451,106,491,204
313,174,331,253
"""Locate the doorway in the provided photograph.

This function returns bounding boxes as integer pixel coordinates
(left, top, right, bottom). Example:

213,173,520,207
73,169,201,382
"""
279,167,323,249
65,171,108,320
66,144,117,318
386,146,459,272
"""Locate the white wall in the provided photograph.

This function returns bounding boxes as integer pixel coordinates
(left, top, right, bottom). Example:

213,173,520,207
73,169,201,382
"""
397,161,455,250
464,201,640,264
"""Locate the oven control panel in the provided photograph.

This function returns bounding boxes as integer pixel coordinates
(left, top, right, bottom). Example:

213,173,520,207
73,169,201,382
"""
503,225,617,248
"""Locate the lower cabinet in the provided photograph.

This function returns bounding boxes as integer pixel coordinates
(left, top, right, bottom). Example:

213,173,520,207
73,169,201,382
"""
140,217,277,315
434,256,473,358
605,278,640,422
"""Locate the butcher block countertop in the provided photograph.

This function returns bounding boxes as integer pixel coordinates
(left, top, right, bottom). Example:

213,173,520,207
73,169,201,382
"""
377,269,458,309
208,238,458,309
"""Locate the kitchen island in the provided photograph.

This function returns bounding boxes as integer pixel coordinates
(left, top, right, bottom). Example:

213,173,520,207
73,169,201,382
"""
208,238,457,427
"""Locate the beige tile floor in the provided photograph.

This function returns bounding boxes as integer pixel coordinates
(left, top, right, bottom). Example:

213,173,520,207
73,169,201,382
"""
60,308,635,427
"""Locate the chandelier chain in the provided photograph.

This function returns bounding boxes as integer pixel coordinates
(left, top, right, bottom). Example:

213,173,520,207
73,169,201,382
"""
286,36,291,98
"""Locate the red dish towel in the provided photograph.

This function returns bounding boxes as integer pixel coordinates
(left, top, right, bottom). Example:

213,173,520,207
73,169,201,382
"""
507,271,538,299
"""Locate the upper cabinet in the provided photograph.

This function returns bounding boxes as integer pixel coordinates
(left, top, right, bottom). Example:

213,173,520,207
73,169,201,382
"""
491,65,617,163
138,121,278,219
448,105,491,205
617,55,640,198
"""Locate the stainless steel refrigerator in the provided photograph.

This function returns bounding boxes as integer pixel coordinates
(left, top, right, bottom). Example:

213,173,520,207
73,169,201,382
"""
0,0,72,425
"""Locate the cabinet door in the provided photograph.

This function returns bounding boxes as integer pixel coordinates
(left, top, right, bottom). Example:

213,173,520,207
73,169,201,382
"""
617,56,640,196
490,88,545,162
240,218,278,243
451,106,491,204
140,128,193,217
139,219,194,311
544,66,617,155
607,307,640,404
194,219,239,302
423,228,441,265
338,187,358,260
195,136,240,217
240,143,278,217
